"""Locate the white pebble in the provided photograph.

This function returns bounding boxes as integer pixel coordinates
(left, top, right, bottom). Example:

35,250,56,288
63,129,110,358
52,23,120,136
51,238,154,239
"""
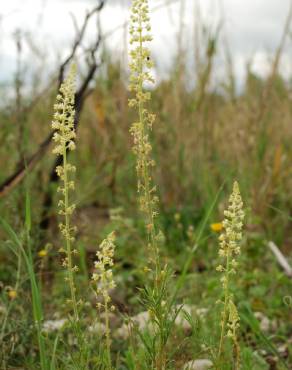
183,359,213,370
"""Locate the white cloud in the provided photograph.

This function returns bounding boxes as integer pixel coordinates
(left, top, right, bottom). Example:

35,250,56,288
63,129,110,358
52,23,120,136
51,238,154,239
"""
0,0,291,89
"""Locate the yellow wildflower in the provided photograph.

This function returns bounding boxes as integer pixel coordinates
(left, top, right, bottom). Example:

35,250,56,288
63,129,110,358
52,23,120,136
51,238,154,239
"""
38,249,48,258
8,290,17,299
211,222,223,232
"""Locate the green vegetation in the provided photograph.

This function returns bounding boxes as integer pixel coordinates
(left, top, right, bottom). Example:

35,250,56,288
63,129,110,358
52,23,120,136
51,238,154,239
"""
0,0,291,369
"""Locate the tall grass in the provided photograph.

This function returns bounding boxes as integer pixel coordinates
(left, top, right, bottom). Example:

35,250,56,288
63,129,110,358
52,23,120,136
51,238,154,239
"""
1,190,48,370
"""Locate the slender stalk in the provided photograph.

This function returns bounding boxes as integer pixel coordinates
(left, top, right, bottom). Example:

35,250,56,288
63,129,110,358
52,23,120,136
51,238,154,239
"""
129,2,168,369
218,250,230,358
104,301,111,368
52,64,78,319
51,65,88,368
63,148,78,322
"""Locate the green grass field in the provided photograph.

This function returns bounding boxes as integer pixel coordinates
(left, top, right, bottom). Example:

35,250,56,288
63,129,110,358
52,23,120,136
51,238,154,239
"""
0,0,292,369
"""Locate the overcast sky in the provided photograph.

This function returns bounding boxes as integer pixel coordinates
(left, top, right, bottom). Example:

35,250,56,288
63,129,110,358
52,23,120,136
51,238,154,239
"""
0,0,292,91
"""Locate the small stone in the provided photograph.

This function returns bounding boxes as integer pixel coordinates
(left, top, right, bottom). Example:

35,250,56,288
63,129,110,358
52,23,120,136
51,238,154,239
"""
115,305,208,339
277,344,288,357
88,322,106,334
183,359,213,370
175,305,208,331
115,311,155,339
43,319,67,333
254,312,277,333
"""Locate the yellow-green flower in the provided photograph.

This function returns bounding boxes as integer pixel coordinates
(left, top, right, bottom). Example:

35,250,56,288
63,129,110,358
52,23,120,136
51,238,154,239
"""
217,181,244,365
38,249,48,258
8,289,17,300
92,232,116,308
129,0,158,223
52,64,76,156
51,63,79,322
92,232,116,367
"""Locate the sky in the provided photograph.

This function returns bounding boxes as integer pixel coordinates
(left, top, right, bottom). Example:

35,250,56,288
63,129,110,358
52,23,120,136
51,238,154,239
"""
0,0,292,92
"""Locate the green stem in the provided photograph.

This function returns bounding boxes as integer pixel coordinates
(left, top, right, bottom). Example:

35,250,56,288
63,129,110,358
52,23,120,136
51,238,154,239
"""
63,147,78,322
104,301,111,369
218,251,230,360
233,330,240,370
